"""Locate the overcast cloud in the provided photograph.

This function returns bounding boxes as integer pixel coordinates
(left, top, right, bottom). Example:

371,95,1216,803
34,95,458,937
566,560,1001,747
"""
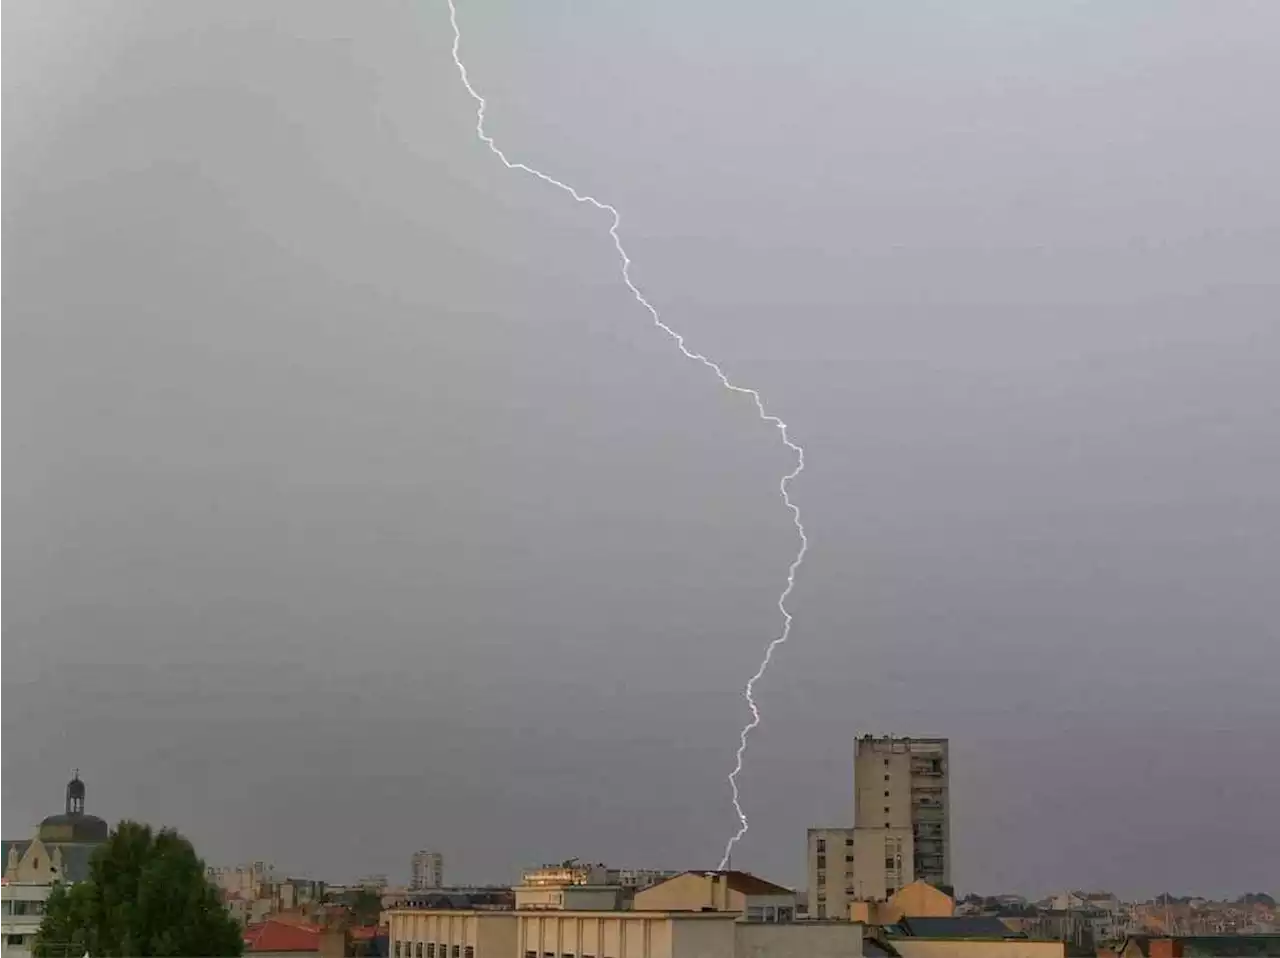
4,1,1278,898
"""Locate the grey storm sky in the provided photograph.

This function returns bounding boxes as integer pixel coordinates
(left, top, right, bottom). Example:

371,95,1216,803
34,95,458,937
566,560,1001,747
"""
4,0,1278,899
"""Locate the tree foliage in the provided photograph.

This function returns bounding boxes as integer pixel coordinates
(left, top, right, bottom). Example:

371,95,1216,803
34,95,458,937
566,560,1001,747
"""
34,820,243,957
351,888,383,927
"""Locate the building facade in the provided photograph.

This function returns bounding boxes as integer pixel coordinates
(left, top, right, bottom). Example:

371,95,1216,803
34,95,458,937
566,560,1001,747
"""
387,909,866,958
413,852,445,892
633,872,796,923
807,827,913,919
853,736,950,888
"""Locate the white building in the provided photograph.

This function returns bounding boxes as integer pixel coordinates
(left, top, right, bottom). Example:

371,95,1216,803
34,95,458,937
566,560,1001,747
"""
412,852,445,892
1,883,52,958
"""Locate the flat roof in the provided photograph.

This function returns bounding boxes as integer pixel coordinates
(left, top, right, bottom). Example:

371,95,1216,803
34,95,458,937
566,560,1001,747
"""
387,908,747,920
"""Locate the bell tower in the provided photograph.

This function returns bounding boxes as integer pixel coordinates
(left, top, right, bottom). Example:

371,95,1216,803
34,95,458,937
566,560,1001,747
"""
66,769,86,815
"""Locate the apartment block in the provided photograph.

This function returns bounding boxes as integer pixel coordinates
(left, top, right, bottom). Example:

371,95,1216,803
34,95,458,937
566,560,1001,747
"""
806,827,913,919
413,851,445,891
853,736,950,888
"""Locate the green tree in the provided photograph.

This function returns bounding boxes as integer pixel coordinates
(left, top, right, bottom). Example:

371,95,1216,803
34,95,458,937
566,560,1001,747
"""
34,820,243,957
351,887,382,927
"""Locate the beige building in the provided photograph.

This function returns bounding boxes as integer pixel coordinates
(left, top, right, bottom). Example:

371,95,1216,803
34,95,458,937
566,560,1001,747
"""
515,862,624,912
853,736,950,888
633,872,796,922
807,826,913,918
849,881,954,926
387,909,867,958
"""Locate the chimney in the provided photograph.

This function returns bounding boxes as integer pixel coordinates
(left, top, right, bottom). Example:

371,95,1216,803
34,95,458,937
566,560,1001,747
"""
319,928,348,958
1151,940,1184,958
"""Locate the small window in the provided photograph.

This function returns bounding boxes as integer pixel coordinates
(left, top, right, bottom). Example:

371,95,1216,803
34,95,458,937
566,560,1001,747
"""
884,790,890,797
453,948,461,958
884,759,890,766
526,952,537,958
429,946,436,958
815,839,826,852
417,945,424,958
465,949,474,958
884,774,890,781
884,806,890,813
844,837,854,846
886,886,896,896
817,905,827,919
394,944,403,958
845,855,854,863
885,857,895,869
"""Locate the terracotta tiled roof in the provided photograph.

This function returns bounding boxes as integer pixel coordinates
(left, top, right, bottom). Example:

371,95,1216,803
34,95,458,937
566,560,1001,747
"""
243,918,321,953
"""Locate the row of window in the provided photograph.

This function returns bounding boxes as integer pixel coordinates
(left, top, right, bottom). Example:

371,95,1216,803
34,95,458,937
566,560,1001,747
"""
393,942,473,958
2,899,47,916
813,836,857,854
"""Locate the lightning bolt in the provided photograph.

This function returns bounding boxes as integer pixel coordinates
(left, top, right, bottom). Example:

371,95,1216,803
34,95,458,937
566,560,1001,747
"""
445,0,807,870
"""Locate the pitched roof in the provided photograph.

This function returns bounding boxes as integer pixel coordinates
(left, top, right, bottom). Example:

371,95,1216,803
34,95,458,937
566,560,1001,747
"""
48,843,98,883
243,918,322,953
896,916,1020,939
694,871,794,896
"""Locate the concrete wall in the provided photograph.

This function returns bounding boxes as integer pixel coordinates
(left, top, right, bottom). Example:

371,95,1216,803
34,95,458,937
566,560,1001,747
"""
851,827,913,901
734,922,864,958
808,829,855,921
669,917,737,958
635,874,740,913
390,909,513,958
515,885,622,911
890,940,1064,958
518,913,682,958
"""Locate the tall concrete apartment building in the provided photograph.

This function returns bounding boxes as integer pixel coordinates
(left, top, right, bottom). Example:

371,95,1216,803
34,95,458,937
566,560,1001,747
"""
410,850,444,891
806,736,950,917
854,735,950,888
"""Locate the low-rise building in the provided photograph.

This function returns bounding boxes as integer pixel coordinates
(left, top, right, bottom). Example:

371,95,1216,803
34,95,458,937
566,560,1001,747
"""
850,881,955,927
387,908,867,958
1,882,52,958
515,862,623,912
633,871,796,922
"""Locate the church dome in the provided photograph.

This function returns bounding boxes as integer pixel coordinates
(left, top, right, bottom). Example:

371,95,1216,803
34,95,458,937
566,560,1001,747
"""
37,812,109,844
37,771,109,844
